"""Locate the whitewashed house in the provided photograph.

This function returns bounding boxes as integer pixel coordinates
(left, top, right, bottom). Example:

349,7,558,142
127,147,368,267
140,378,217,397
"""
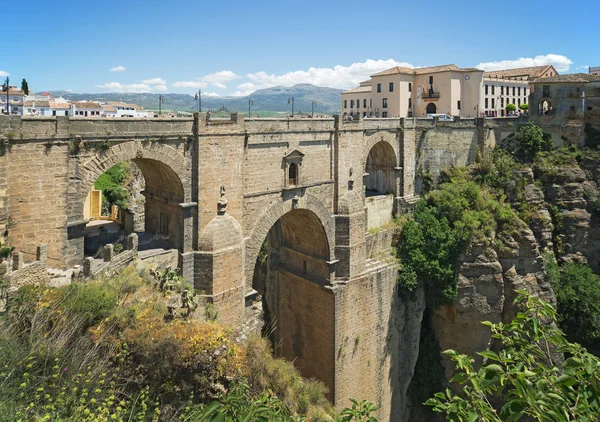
71,101,103,117
0,86,23,115
49,99,70,116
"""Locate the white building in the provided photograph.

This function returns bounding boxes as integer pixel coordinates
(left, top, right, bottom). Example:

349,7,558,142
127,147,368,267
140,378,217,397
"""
0,86,24,115
49,99,70,116
482,65,558,116
101,101,150,118
71,101,103,117
23,99,52,116
590,66,600,77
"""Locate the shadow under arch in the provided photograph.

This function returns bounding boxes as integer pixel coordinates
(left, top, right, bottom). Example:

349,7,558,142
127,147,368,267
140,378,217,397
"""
246,194,336,401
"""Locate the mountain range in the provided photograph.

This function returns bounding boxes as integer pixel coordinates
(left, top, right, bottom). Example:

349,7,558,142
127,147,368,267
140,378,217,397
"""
39,84,343,114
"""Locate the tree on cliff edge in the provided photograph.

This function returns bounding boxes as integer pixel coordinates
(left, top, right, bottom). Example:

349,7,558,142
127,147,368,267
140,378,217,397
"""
426,291,600,421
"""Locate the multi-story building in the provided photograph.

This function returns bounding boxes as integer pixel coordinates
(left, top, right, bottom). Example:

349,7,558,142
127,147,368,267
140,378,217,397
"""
342,64,484,119
0,86,24,115
530,73,600,145
482,65,559,116
342,63,562,119
341,80,372,120
590,66,600,76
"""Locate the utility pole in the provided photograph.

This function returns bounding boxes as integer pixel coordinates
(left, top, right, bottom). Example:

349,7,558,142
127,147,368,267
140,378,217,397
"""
195,90,202,112
159,95,165,115
311,101,317,117
248,98,253,118
288,97,294,117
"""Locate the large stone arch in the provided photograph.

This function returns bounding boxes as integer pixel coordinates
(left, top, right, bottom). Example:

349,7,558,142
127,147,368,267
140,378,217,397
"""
67,141,193,267
245,192,335,287
78,141,191,207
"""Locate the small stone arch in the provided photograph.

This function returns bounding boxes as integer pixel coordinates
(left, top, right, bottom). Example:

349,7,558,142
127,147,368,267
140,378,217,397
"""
426,102,437,114
362,133,399,197
245,193,335,286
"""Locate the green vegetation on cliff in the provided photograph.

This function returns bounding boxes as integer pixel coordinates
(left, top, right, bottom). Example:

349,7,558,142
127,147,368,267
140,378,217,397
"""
427,291,600,421
396,160,520,308
1,266,376,421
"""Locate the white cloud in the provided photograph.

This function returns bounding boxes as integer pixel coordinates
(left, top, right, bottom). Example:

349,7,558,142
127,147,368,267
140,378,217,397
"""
476,54,573,73
173,70,241,90
203,92,220,97
0,70,8,77
96,77,167,93
576,65,590,71
109,66,127,72
241,59,414,92
141,77,166,85
172,80,208,89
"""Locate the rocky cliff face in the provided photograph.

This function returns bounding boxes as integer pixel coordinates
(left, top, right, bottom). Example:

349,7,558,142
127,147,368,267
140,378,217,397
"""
406,157,600,420
431,223,555,384
534,160,600,272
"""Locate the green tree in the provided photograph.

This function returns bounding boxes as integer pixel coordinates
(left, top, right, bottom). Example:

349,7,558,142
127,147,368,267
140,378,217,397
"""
20,79,29,96
505,103,517,113
547,259,600,349
426,291,600,421
517,121,552,160
519,103,529,112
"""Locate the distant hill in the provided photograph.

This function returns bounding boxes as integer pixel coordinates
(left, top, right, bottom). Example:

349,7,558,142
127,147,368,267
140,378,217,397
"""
39,84,343,114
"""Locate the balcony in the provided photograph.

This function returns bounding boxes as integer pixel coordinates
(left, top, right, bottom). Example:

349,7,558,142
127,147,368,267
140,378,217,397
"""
421,91,440,99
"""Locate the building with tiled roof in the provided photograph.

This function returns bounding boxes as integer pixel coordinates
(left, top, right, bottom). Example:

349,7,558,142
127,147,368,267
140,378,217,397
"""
342,64,484,119
72,101,103,117
483,65,558,80
1,86,24,115
103,101,149,118
482,65,559,117
23,100,52,116
49,99,70,116
530,73,600,145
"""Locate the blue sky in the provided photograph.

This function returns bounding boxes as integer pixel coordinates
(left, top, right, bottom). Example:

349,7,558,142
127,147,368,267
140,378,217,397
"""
2,0,598,96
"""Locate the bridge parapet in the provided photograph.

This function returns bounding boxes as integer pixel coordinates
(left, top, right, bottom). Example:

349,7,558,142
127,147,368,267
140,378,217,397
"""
0,116,194,141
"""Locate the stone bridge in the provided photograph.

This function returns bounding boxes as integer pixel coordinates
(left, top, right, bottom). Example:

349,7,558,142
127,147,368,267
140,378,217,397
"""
0,113,517,419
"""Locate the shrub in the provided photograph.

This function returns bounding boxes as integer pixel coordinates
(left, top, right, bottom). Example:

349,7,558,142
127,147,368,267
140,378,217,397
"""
550,261,600,349
396,175,519,308
517,121,552,161
426,291,600,421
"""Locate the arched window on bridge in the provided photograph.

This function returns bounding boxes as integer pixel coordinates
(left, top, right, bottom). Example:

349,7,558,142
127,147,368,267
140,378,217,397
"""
284,150,304,188
288,163,297,186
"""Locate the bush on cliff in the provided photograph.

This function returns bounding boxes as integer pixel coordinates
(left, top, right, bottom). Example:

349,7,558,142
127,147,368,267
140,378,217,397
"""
543,254,600,352
0,266,347,421
426,291,600,421
396,169,519,308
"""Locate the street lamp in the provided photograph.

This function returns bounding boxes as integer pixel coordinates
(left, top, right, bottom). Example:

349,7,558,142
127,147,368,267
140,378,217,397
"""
194,90,202,112
311,101,317,117
159,95,165,115
288,97,294,117
248,98,254,118
2,77,9,115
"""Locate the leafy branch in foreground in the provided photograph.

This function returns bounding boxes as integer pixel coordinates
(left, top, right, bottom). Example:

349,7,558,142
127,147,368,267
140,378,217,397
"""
426,290,600,422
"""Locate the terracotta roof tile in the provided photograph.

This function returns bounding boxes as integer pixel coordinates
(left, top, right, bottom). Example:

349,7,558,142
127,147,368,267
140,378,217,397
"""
23,101,50,107
483,65,556,79
49,101,70,109
371,64,483,77
342,85,372,94
73,101,102,109
533,73,600,83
